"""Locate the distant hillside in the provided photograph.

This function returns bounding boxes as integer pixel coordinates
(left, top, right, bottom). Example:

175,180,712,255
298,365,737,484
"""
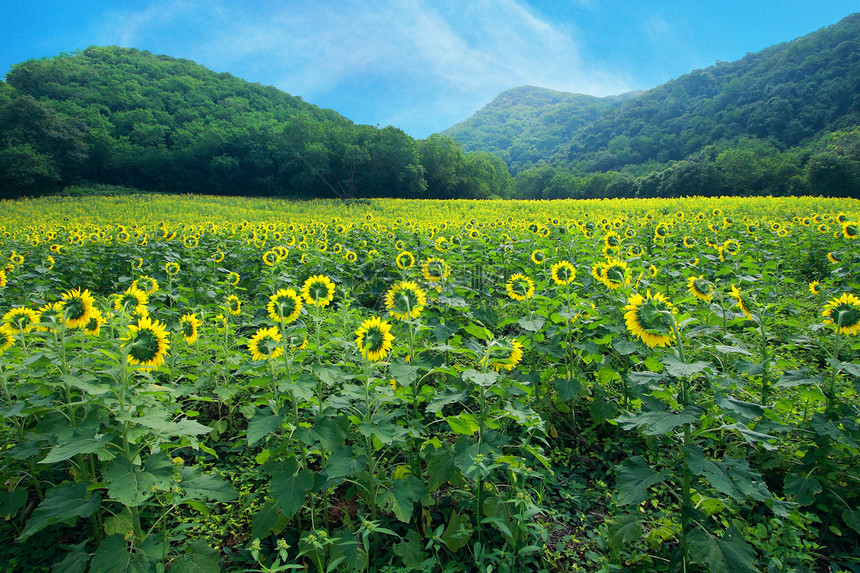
443,13,860,190
441,86,640,173
0,46,511,199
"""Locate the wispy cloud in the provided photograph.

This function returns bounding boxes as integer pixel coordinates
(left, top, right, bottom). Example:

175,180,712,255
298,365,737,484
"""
94,0,632,136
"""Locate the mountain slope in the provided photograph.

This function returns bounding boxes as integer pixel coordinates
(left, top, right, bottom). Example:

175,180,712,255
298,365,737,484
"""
444,13,860,175
441,86,639,173
1,46,511,199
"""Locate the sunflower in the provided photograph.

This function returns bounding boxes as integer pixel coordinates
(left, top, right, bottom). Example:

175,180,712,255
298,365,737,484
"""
653,223,670,241
384,281,427,320
396,251,416,270
550,260,576,286
344,250,357,263
115,285,149,315
179,313,202,344
212,250,225,263
505,273,535,301
0,325,14,353
132,275,159,295
730,285,754,320
83,308,104,336
723,239,741,257
828,252,841,264
164,262,180,276
598,258,630,290
247,326,283,361
604,232,621,249
628,244,644,257
481,339,524,371
624,291,677,348
124,316,170,370
687,276,713,302
60,287,95,329
2,307,40,334
842,221,859,240
132,257,143,270
822,293,860,335
37,302,64,332
227,272,240,286
0,270,6,288
301,275,336,308
183,235,199,249
355,316,394,362
648,265,658,278
268,289,303,323
262,249,278,267
531,249,546,265
809,281,821,295
422,257,451,282
227,295,242,315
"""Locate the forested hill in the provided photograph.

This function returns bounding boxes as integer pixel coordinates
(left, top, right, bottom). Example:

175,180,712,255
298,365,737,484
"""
0,46,511,199
441,13,860,199
441,86,641,173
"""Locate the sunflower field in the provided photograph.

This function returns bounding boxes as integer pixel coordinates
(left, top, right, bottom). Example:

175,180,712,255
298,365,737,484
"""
0,194,858,573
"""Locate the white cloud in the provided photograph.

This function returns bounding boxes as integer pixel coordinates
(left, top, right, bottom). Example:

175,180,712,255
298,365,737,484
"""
94,0,632,135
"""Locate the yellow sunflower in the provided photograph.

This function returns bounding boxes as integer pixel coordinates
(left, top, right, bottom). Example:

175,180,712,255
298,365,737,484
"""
124,316,170,370
827,252,840,264
624,291,677,348
83,308,104,337
268,289,303,323
505,273,535,301
227,272,240,286
809,281,820,295
842,221,859,240
227,295,242,316
422,257,451,283
179,313,202,344
481,339,525,371
212,250,225,263
550,260,577,286
37,302,64,332
132,275,159,295
164,262,180,276
396,251,416,270
822,293,860,335
687,276,713,302
730,285,754,320
355,316,394,362
0,324,14,353
60,287,95,329
598,258,630,290
115,285,149,315
531,249,546,265
248,325,284,361
2,307,40,335
384,281,427,320
301,275,336,308
0,270,6,288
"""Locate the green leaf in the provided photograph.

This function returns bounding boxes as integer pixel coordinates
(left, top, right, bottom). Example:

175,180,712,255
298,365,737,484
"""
60,373,111,395
607,513,642,555
19,482,102,541
178,466,238,502
326,445,363,480
41,431,111,464
616,402,701,435
383,477,420,523
553,378,580,401
720,422,776,450
103,507,135,538
446,413,480,436
425,444,461,491
464,323,491,340
517,316,545,332
715,395,764,422
394,529,426,566
810,414,859,448
133,414,211,437
663,355,712,378
783,473,822,506
688,526,757,573
842,509,860,535
170,539,221,573
462,368,498,387
612,339,638,356
104,458,157,507
684,445,769,502
89,534,150,573
246,408,283,446
0,488,27,519
51,540,90,573
615,456,669,506
390,357,422,386
714,345,753,356
774,369,824,388
251,499,288,540
441,512,472,552
270,467,314,519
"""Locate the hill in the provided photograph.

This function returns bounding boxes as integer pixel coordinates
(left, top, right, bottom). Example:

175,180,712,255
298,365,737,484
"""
441,86,640,173
442,13,860,199
0,46,511,199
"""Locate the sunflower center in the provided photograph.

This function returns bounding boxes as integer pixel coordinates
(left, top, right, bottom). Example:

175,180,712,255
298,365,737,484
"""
836,305,860,328
693,278,711,295
636,302,674,335
363,327,384,352
65,299,86,320
130,329,160,362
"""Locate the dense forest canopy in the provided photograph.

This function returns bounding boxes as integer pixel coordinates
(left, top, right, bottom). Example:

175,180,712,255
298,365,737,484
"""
0,46,512,199
2,13,860,201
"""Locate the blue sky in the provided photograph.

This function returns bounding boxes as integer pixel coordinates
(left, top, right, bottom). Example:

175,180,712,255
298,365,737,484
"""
1,1,857,138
